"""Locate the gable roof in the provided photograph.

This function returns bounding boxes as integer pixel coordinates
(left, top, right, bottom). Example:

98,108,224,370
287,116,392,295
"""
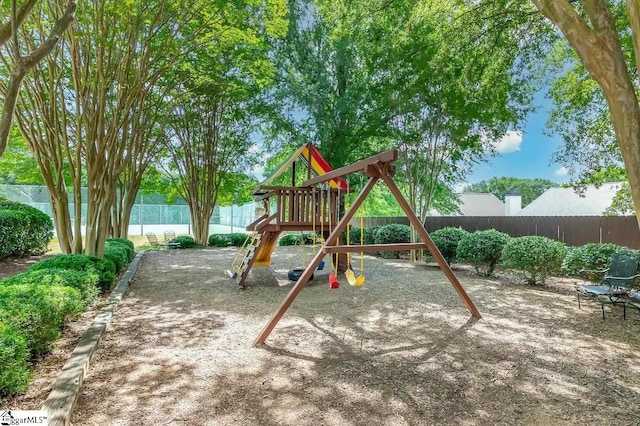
430,193,505,216
517,183,623,216
252,143,347,195
458,193,505,216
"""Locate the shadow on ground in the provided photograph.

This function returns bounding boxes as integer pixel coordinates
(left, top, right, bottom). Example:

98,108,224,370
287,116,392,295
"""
71,247,640,425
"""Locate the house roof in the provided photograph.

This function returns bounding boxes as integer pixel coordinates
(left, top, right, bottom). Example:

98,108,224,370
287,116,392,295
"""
430,193,506,216
458,193,505,216
516,183,623,216
252,143,347,195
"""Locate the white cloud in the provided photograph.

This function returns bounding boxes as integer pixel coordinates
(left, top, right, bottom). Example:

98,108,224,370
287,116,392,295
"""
554,166,569,177
492,131,523,154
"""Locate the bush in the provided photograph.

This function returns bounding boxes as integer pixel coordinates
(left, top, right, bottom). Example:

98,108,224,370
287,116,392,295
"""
28,254,116,293
279,234,304,246
429,227,469,264
0,322,30,397
373,223,412,259
562,243,638,282
228,233,250,247
501,236,567,285
208,234,231,247
0,200,53,259
103,244,128,272
106,238,135,261
456,229,510,276
169,235,197,249
0,268,99,308
0,285,82,356
364,226,380,245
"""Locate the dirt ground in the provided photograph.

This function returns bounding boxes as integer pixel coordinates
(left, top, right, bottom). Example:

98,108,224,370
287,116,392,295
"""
4,247,640,425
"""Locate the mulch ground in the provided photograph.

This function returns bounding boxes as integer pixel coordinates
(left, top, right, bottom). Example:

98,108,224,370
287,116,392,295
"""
3,247,640,425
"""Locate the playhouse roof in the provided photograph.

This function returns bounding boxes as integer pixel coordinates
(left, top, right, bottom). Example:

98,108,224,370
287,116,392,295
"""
252,143,348,195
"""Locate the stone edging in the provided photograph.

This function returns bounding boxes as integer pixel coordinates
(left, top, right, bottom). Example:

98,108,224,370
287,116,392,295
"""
41,251,146,426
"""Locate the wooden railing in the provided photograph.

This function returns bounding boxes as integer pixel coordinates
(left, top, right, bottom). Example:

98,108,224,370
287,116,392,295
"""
258,187,338,228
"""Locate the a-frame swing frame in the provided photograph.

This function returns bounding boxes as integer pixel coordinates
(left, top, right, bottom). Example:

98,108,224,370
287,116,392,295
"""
253,149,481,346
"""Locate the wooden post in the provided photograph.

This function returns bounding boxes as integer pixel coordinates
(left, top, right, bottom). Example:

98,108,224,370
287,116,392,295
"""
253,177,378,346
379,168,481,318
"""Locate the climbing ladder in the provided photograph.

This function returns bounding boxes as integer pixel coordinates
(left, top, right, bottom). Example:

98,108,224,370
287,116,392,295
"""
227,230,281,288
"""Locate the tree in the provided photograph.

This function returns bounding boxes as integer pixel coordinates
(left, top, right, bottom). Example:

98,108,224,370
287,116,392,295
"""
530,0,640,230
163,0,287,246
0,0,77,158
4,0,226,255
165,92,256,246
464,177,559,207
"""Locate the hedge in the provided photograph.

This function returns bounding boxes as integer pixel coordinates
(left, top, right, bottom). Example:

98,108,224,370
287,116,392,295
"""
0,284,82,356
562,243,630,283
28,254,116,293
105,238,135,261
0,200,53,260
0,322,30,397
373,223,411,259
103,244,128,272
278,233,316,247
0,268,99,308
456,229,510,276
429,227,469,264
169,235,197,249
501,236,567,285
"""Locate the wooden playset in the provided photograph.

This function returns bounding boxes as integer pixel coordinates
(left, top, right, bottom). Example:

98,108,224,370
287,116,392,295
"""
226,143,481,346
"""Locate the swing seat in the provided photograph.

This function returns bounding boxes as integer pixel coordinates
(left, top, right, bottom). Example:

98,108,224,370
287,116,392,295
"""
287,268,314,282
328,273,340,289
317,260,325,270
345,269,366,286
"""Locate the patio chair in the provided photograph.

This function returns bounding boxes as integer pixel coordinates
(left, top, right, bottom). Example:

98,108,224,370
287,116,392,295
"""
146,232,164,250
577,251,640,319
622,291,640,319
163,230,181,249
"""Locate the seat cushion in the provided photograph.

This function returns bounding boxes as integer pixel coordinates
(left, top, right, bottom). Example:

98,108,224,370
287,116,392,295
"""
577,285,621,296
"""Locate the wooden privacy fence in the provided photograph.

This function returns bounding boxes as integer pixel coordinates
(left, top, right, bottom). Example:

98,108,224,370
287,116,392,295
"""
359,216,640,249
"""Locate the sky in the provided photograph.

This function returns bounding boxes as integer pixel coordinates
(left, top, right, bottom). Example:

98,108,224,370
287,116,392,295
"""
466,90,570,186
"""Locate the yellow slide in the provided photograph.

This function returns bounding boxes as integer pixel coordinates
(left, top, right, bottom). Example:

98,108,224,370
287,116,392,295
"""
253,231,280,266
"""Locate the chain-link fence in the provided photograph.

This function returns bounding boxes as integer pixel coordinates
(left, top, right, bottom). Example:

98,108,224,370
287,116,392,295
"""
0,184,258,235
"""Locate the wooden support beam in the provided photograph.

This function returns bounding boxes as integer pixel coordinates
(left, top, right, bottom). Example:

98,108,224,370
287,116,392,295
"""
302,150,397,187
378,166,481,318
253,176,379,346
323,243,428,254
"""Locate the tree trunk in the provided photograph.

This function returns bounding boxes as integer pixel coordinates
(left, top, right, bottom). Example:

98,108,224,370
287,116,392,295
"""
0,64,26,158
189,205,211,246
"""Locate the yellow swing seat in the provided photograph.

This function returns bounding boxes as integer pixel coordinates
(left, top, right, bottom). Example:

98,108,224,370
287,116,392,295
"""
345,268,365,286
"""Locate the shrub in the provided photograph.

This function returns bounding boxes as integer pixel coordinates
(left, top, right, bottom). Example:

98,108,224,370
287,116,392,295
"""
0,284,82,356
373,223,411,259
456,229,510,276
279,234,303,246
562,243,638,282
28,254,116,293
169,235,197,249
0,200,53,259
364,226,380,245
103,244,128,272
0,268,99,308
501,236,567,285
228,233,250,247
0,322,30,397
106,238,135,261
208,234,230,247
429,227,469,264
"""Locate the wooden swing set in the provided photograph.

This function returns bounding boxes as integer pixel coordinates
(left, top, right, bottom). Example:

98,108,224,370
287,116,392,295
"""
249,145,481,346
